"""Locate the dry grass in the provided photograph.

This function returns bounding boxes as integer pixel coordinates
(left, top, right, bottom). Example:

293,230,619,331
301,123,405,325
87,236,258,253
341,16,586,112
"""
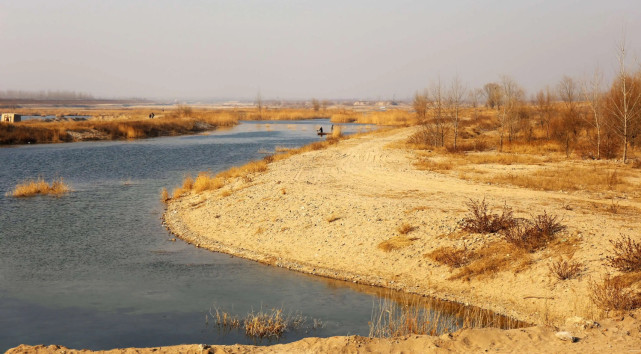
549,258,583,280
397,223,416,235
606,236,641,272
208,306,315,339
502,211,565,252
590,274,641,311
160,188,169,203
489,166,631,194
378,236,419,252
449,242,532,281
8,177,70,197
427,246,471,268
326,214,341,223
414,158,454,172
331,124,342,138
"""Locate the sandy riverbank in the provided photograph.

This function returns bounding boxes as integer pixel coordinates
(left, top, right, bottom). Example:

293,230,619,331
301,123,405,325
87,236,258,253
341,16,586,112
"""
9,310,641,353
14,126,640,352
165,127,641,323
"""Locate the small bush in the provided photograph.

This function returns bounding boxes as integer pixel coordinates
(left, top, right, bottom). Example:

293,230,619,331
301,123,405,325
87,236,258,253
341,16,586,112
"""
461,198,516,234
427,246,470,268
531,210,565,236
606,236,641,272
502,211,565,252
549,259,582,280
590,274,641,311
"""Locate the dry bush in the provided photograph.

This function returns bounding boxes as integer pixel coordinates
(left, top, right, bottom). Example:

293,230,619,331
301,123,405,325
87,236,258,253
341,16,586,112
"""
397,223,416,235
531,210,565,238
450,242,531,281
427,246,471,268
378,236,419,252
549,259,583,280
502,212,564,252
590,274,641,311
461,198,516,234
606,236,641,272
9,177,70,197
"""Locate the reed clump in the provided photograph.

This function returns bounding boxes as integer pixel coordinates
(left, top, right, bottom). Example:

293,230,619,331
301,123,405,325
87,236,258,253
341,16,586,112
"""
8,177,70,197
207,306,316,339
368,293,526,338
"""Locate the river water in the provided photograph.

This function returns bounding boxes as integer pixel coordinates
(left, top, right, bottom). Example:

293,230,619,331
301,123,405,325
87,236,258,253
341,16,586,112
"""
0,120,514,351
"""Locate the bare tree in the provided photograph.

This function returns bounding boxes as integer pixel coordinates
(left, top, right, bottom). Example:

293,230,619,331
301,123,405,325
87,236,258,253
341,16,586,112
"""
447,76,467,149
497,75,524,151
606,40,641,163
412,89,430,124
556,76,581,157
581,68,606,159
483,82,502,109
311,98,320,112
534,87,555,139
429,78,448,147
255,91,263,119
469,88,484,120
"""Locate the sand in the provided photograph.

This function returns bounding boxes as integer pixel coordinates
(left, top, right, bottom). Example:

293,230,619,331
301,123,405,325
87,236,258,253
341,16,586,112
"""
13,127,641,352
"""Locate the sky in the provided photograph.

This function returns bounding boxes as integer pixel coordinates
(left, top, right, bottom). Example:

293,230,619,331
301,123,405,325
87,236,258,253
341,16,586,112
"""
1,0,641,101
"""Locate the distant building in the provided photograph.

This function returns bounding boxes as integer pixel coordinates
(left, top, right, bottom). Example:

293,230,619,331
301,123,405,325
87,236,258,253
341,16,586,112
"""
1,113,21,123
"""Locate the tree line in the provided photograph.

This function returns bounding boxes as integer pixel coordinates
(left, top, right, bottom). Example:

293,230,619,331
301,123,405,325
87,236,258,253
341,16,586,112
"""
413,42,641,163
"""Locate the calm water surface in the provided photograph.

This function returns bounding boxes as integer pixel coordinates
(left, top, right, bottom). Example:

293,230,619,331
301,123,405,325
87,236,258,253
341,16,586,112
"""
0,120,394,350
0,120,497,351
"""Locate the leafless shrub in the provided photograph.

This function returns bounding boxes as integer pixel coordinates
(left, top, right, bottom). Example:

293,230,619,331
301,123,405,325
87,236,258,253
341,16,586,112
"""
531,210,565,237
502,211,565,252
590,274,641,311
461,198,516,234
606,236,641,272
549,259,583,280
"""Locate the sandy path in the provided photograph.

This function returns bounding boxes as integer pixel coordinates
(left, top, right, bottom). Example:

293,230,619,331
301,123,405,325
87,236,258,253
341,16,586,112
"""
164,127,641,327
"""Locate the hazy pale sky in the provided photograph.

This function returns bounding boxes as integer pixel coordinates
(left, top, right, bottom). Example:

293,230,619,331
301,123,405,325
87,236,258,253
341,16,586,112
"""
1,1,640,100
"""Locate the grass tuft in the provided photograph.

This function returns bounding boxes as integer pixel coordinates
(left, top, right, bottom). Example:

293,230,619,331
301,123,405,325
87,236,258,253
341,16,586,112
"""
427,246,471,268
378,236,419,252
9,177,70,197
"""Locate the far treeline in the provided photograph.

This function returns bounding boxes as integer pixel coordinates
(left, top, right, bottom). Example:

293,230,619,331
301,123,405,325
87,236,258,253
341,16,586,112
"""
411,42,641,163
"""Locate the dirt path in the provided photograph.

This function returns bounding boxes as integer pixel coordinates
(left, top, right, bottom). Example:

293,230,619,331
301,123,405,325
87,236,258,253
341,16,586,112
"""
164,126,641,326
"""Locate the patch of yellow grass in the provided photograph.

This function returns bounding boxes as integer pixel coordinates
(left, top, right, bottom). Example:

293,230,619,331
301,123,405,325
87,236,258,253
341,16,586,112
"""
378,236,419,252
488,166,631,193
9,177,70,197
